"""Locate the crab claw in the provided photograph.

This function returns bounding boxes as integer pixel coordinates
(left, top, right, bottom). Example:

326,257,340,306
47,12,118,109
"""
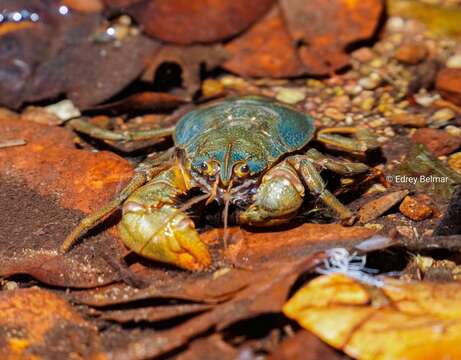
239,164,304,226
119,202,212,271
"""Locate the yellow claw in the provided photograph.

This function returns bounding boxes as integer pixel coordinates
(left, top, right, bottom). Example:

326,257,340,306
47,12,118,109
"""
119,202,211,271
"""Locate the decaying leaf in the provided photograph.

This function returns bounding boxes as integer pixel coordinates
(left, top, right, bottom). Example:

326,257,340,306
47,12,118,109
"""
224,7,305,78
279,0,383,75
99,303,213,324
284,273,461,360
268,330,343,360
0,288,104,359
358,190,409,223
177,334,238,360
87,92,187,115
0,2,160,109
142,45,229,95
216,224,377,266
0,111,132,287
29,34,160,110
0,114,133,213
106,254,325,359
131,0,274,44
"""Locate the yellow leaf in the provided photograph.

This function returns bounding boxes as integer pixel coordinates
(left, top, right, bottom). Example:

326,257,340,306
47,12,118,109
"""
284,273,461,360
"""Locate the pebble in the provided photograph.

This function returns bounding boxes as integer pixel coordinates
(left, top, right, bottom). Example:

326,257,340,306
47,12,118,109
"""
324,107,345,121
389,113,427,127
387,17,405,32
369,118,386,128
396,225,417,240
412,128,461,156
202,78,224,97
447,54,461,68
4,281,18,290
361,97,375,111
220,75,249,90
345,115,354,125
306,79,325,89
394,43,428,64
326,95,350,112
414,92,439,107
436,68,461,106
364,223,384,231
446,125,461,137
399,195,433,221
448,152,461,174
384,127,395,137
351,47,376,63
370,58,384,68
344,84,363,95
275,88,306,104
430,108,456,124
359,73,381,90
22,107,63,126
45,100,81,121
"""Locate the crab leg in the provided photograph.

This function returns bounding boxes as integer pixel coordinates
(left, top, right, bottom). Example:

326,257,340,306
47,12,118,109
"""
118,163,211,271
288,156,353,220
316,127,379,153
61,150,173,252
305,148,369,175
68,118,175,141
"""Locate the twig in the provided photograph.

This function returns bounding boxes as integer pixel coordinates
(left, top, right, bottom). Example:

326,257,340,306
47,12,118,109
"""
0,139,26,149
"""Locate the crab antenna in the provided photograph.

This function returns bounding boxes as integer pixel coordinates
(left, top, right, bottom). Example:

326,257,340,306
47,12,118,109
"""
221,179,234,249
179,193,210,212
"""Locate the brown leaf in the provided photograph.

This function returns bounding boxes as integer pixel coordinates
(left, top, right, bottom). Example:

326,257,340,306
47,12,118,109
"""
103,0,143,7
0,112,132,287
0,2,160,109
71,267,256,306
0,1,103,109
279,0,383,75
215,224,377,266
224,7,305,78
436,68,461,106
359,190,409,223
106,254,324,360
177,335,238,360
99,303,213,324
63,0,104,12
88,92,187,114
142,45,229,95
268,331,342,360
412,128,461,157
29,34,160,110
131,0,274,44
0,288,104,359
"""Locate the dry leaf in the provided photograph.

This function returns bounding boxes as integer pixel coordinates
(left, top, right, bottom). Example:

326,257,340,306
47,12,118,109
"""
279,0,383,75
131,0,274,44
0,288,104,359
284,273,461,360
224,6,305,78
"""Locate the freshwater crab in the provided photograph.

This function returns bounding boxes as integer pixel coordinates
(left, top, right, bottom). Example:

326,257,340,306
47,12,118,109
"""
62,96,379,271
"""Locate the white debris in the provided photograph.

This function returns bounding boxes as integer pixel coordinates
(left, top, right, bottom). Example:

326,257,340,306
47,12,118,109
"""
316,247,384,287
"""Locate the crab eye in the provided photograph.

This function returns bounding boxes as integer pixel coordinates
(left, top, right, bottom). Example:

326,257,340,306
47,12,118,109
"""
198,161,219,176
200,161,209,172
234,163,250,177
